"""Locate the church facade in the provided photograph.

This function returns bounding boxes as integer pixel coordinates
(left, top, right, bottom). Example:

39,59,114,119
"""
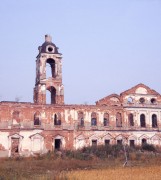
0,35,161,157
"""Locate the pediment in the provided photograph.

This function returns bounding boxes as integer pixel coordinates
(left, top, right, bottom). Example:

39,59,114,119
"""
138,134,150,140
115,134,127,140
53,134,65,139
75,134,86,140
96,94,121,106
121,83,160,96
128,134,137,140
102,133,114,139
8,133,24,139
29,133,44,139
89,134,100,140
150,134,161,140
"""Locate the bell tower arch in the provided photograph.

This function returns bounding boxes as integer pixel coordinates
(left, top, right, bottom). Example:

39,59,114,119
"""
33,35,64,104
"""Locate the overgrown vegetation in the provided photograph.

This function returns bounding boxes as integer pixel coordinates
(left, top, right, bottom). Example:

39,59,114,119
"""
63,143,157,160
0,143,160,179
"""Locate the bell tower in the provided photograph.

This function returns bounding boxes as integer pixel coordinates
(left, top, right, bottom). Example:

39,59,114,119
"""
33,35,64,104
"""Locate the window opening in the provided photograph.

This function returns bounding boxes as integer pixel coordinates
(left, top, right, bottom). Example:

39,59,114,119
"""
140,114,146,127
12,111,20,124
128,113,134,126
34,112,41,125
54,113,61,125
46,90,51,104
117,140,122,145
105,140,110,146
116,112,122,127
103,113,109,126
46,58,56,78
92,140,97,147
139,98,145,104
48,47,53,52
127,97,133,103
78,112,84,126
152,114,157,128
151,98,156,104
47,86,56,104
91,112,97,126
130,140,135,147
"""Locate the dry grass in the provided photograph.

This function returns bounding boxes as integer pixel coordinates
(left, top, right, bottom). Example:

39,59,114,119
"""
0,147,161,179
0,157,111,179
63,166,161,180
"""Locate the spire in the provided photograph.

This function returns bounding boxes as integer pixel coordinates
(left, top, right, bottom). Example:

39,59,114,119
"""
45,34,52,42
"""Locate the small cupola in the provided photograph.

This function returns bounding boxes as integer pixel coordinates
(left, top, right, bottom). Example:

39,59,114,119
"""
38,34,60,54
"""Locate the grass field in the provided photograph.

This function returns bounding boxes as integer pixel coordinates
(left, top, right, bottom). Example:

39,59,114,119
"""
0,155,161,180
0,145,161,179
63,166,161,180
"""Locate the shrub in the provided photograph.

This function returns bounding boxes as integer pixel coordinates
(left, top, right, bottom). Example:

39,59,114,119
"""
142,143,156,152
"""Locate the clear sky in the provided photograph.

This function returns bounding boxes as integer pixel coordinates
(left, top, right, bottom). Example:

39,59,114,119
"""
0,0,161,104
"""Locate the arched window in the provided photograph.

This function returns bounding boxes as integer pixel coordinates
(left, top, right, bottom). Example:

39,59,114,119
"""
47,86,56,104
12,111,20,125
46,58,56,78
78,112,84,126
116,112,122,127
152,114,157,128
34,112,41,126
54,113,61,125
140,114,146,127
91,112,97,126
128,113,134,126
103,113,109,126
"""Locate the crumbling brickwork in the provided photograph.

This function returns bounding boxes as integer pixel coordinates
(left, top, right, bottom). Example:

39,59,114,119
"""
0,35,161,157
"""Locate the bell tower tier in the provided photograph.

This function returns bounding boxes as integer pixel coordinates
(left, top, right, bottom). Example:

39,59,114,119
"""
33,35,64,104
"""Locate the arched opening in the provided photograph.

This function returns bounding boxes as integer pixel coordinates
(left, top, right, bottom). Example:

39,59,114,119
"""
127,97,133,103
46,58,56,78
128,113,134,126
47,86,56,104
54,113,61,125
116,112,122,127
91,112,97,126
103,113,109,126
78,111,84,126
140,114,146,127
46,90,51,104
152,114,157,128
34,111,41,126
12,111,20,125
151,98,156,104
139,97,145,104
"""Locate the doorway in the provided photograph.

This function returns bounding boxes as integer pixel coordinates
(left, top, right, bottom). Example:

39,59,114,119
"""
11,138,19,156
55,139,61,150
130,140,135,147
142,138,147,145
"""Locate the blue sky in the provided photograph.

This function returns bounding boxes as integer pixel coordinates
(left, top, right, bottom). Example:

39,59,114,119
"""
0,0,161,104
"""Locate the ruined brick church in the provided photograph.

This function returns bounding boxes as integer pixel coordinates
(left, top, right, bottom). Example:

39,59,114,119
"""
0,35,161,157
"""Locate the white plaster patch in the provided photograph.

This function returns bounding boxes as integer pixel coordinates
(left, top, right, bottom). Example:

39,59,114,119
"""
135,87,147,94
